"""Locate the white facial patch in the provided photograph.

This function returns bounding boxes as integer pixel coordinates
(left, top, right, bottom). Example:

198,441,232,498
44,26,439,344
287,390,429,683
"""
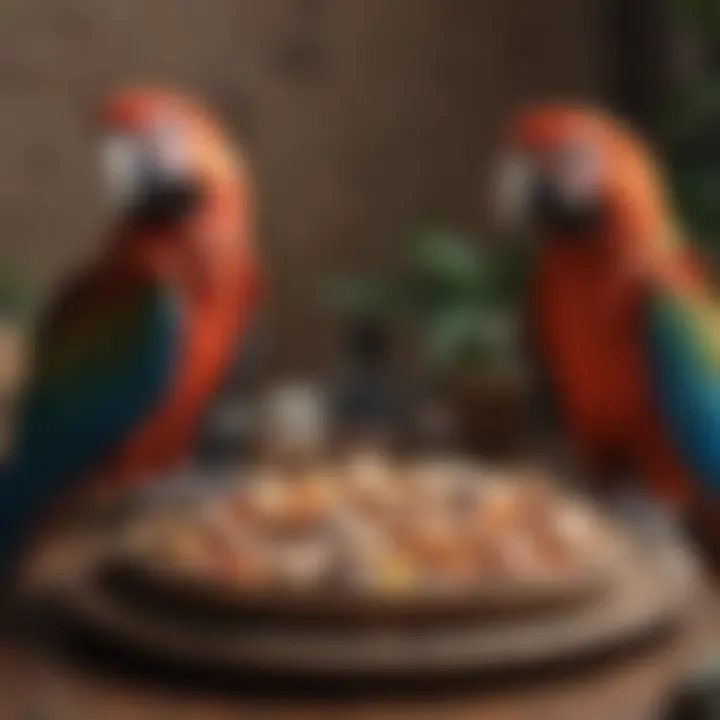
99,120,191,213
146,117,190,181
551,140,600,209
99,133,143,211
493,151,536,232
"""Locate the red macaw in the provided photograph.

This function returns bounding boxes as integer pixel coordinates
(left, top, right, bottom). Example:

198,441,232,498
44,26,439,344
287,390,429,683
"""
0,87,260,580
495,104,704,518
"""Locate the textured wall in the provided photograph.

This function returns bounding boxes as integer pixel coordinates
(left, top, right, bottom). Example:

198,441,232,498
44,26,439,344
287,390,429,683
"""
0,0,604,373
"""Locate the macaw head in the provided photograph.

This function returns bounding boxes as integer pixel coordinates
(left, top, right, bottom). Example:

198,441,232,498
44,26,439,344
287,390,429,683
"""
98,87,245,226
493,104,680,264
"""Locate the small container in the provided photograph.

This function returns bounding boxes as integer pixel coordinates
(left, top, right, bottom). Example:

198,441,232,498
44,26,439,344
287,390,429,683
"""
261,382,329,465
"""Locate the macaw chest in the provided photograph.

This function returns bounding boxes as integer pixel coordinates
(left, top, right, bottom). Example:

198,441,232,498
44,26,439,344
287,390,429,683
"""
532,261,649,441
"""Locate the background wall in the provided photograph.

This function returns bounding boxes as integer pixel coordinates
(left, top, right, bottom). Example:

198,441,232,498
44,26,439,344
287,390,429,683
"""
0,0,659,373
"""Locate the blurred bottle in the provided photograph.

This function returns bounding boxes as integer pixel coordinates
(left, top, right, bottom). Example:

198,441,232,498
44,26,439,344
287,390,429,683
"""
330,317,410,453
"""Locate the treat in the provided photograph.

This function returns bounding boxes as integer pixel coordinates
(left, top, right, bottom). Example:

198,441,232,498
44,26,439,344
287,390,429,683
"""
120,454,614,600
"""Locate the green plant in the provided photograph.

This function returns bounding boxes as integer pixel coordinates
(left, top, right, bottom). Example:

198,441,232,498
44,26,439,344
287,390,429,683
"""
665,1,720,251
327,229,528,377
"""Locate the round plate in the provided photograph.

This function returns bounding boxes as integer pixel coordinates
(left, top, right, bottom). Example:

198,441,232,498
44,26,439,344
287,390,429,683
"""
100,551,614,628
42,537,693,680
99,474,619,628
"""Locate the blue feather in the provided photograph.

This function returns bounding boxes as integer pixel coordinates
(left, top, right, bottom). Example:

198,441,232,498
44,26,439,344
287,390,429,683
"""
0,282,180,580
646,290,720,494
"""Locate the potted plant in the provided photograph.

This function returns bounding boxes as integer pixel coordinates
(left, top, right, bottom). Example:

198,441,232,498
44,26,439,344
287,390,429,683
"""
405,229,530,456
327,229,531,457
324,274,410,450
665,1,720,258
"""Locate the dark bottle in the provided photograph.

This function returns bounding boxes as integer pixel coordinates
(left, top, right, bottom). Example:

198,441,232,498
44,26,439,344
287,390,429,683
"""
331,317,405,451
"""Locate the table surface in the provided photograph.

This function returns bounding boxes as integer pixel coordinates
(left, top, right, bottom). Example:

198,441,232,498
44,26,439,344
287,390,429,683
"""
0,576,717,720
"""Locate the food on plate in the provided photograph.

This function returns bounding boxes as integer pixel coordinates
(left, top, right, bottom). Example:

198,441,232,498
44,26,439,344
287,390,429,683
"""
118,453,615,600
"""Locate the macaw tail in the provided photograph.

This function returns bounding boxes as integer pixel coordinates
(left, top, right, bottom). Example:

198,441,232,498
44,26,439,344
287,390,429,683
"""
0,459,31,583
0,453,67,587
646,287,720,494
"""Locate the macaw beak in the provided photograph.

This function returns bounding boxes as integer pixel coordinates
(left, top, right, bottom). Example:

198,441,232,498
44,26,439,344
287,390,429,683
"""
492,149,604,241
98,123,201,224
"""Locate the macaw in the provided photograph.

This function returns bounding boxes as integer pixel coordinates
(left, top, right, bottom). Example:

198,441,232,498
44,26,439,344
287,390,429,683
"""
0,87,260,581
494,104,710,522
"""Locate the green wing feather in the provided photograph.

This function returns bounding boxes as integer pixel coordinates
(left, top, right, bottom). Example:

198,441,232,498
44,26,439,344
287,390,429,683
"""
0,277,180,576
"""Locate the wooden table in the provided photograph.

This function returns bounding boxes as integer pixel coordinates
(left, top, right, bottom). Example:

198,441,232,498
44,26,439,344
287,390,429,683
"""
0,578,717,720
